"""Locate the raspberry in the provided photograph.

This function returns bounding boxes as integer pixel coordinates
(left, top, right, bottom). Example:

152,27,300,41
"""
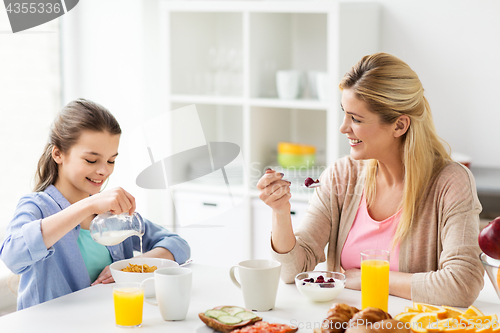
304,177,314,187
315,275,325,283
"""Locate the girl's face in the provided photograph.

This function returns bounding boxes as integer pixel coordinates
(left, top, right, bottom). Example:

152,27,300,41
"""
53,130,120,203
339,89,401,162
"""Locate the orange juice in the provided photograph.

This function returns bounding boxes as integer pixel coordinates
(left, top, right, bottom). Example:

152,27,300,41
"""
361,259,390,312
113,287,144,327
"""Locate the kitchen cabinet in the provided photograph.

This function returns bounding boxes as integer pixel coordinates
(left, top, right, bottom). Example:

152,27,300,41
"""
156,0,380,263
174,191,248,266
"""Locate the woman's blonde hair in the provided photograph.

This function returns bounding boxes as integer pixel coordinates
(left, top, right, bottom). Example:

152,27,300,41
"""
34,98,121,192
339,53,451,243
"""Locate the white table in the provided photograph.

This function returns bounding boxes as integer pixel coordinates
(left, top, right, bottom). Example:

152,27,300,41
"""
1,264,499,333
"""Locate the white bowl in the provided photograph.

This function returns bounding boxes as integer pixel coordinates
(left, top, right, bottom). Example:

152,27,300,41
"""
110,257,179,297
295,271,345,302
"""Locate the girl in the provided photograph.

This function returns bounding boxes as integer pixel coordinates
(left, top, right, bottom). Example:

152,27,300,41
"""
0,98,190,310
257,53,484,307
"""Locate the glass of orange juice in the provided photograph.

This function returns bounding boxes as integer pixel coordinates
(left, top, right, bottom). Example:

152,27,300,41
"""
361,249,390,312
113,282,144,328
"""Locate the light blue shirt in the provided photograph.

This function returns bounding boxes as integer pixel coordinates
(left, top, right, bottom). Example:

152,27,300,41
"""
0,185,190,310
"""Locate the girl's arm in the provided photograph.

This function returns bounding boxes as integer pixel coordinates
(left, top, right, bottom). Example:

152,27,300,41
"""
40,187,135,249
137,218,190,265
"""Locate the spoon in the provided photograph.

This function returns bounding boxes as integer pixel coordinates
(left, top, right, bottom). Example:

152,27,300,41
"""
301,183,322,189
180,259,193,267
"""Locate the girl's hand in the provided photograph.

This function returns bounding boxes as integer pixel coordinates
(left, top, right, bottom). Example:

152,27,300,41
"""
87,187,136,216
91,265,114,285
257,169,292,215
344,268,361,290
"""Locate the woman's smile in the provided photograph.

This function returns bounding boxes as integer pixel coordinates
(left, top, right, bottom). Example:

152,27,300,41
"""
348,137,363,146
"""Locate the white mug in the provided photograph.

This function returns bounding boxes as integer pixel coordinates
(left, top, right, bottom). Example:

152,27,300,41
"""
229,259,281,311
141,267,192,321
276,70,303,100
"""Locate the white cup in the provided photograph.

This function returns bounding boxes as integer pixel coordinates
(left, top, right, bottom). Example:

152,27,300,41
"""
316,72,330,101
141,267,192,321
276,70,303,100
229,259,281,311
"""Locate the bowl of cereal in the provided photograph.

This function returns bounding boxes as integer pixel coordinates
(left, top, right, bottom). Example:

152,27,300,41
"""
295,271,345,302
110,257,178,297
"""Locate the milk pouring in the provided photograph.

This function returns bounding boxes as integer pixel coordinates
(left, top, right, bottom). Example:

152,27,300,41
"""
90,212,145,246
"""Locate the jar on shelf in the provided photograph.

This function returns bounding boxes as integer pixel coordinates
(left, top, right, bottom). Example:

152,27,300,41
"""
277,142,316,169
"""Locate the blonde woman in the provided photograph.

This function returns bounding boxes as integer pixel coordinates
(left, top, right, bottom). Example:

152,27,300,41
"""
257,53,483,307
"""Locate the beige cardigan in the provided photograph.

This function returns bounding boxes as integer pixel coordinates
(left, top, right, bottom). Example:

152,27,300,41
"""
272,156,484,307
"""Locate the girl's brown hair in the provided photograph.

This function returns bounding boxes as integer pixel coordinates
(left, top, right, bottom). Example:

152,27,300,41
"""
339,53,451,244
34,98,121,192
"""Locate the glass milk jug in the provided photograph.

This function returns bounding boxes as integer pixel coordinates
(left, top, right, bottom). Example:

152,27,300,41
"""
89,212,145,246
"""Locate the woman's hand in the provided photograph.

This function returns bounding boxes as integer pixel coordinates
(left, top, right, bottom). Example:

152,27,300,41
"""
344,268,361,290
256,169,292,215
91,265,114,285
87,187,136,216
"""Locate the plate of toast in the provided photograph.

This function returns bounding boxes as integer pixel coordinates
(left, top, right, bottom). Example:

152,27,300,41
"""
196,305,298,333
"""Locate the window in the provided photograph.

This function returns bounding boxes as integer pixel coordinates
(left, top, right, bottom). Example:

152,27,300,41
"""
0,15,61,238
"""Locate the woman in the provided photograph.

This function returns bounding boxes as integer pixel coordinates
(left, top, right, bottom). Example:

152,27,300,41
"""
0,98,190,310
257,53,483,307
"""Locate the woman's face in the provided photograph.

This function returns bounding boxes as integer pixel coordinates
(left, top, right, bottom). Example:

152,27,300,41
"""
54,130,120,202
339,89,400,162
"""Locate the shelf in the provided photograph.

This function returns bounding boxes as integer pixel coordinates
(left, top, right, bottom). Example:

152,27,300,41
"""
157,1,381,263
249,98,328,110
170,96,329,110
160,1,339,13
170,95,244,106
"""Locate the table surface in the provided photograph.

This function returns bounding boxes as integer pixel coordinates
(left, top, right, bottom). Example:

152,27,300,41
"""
1,263,499,333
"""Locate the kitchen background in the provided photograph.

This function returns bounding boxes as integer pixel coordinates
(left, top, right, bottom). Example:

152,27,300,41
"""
1,0,500,315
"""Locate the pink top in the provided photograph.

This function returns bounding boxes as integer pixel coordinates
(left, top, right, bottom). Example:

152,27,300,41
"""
340,192,401,271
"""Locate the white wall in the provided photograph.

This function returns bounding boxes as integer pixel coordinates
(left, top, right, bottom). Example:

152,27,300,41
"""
363,0,500,167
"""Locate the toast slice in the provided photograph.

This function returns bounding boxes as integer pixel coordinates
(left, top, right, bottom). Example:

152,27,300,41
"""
199,306,262,333
199,313,262,333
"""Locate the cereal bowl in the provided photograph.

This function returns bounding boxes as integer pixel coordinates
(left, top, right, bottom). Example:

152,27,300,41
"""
110,257,179,297
295,271,345,302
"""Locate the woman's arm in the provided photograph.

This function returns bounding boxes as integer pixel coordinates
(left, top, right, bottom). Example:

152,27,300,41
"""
257,170,296,254
270,164,342,283
344,268,412,299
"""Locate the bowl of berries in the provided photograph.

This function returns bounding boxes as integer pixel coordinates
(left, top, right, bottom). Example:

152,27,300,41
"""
294,271,345,302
